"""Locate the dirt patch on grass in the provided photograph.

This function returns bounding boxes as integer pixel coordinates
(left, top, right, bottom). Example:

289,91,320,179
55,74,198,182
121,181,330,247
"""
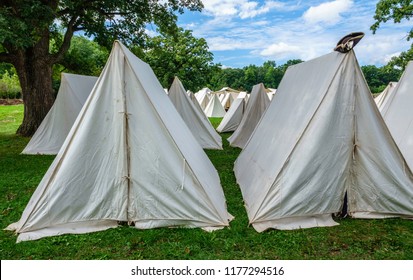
0,99,23,105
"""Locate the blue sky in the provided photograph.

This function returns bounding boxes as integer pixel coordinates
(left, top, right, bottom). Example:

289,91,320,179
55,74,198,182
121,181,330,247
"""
165,0,412,68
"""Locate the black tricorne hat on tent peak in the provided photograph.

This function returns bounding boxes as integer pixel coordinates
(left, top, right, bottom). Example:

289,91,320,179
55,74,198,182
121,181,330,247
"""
334,32,364,53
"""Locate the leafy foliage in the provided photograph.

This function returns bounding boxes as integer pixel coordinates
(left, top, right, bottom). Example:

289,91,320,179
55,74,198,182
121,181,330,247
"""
371,0,413,40
57,36,109,77
209,59,303,92
0,0,204,53
386,46,413,70
361,64,402,93
0,69,21,99
133,28,216,92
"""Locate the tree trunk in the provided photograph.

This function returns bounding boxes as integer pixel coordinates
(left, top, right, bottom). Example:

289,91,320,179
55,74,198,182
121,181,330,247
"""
14,44,55,137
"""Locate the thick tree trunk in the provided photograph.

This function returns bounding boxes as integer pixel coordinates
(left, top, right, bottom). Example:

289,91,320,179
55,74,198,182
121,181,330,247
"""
14,42,55,137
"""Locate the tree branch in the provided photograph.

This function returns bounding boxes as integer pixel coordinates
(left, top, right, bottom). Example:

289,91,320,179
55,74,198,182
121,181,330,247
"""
50,16,78,64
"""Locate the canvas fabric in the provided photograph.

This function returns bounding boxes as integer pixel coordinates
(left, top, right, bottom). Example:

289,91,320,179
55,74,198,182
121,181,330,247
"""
380,62,413,169
228,83,270,148
21,73,98,155
216,97,246,133
168,77,222,149
7,41,232,242
375,81,397,112
204,93,226,117
234,51,413,232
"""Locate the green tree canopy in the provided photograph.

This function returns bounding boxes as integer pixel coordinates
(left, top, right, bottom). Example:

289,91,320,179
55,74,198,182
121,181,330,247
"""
133,27,215,92
57,36,109,77
371,0,413,39
386,46,413,70
361,64,402,94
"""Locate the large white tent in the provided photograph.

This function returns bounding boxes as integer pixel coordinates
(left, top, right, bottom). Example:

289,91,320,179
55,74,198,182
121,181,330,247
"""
380,62,413,169
375,81,397,112
168,76,222,149
216,92,247,133
234,50,413,232
228,83,270,148
7,41,232,242
204,93,226,118
21,73,98,155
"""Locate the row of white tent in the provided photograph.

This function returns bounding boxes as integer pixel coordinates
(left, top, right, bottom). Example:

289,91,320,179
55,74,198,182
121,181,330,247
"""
8,40,413,242
22,71,274,155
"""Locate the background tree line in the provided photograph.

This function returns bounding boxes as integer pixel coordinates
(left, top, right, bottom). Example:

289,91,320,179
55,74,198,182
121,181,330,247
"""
2,20,410,97
0,31,408,99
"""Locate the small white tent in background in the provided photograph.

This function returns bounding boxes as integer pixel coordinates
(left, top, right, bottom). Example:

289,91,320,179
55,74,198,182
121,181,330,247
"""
7,41,232,242
168,76,222,149
204,93,226,118
228,83,270,148
375,81,397,112
234,47,413,233
195,87,212,110
21,73,98,155
216,92,247,133
188,89,205,116
266,88,276,100
380,62,413,169
215,87,240,110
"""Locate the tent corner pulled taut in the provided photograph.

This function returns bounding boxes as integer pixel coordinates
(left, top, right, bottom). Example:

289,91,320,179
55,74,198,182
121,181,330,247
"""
7,41,232,242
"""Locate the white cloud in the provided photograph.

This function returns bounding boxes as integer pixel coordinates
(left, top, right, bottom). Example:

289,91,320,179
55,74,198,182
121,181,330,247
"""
144,29,158,37
179,0,412,67
303,0,353,25
356,32,411,65
207,36,260,51
384,52,401,63
239,1,285,19
201,0,243,17
260,42,301,57
201,0,286,19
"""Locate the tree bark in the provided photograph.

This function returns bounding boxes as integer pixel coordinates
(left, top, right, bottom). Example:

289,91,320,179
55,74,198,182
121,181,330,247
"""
14,37,55,137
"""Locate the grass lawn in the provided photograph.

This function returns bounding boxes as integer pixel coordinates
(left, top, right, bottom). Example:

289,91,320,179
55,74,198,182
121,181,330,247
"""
1,105,413,260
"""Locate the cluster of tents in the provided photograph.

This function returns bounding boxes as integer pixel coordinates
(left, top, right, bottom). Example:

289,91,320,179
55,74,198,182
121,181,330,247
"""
6,38,413,242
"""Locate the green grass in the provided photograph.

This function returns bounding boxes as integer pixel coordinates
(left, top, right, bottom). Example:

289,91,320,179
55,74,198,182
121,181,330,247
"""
1,105,413,260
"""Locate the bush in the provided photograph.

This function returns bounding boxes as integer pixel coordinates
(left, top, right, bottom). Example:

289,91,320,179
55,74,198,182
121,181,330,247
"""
0,70,22,99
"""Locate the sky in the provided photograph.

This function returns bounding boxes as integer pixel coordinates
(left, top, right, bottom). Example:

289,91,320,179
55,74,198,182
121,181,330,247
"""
167,0,412,68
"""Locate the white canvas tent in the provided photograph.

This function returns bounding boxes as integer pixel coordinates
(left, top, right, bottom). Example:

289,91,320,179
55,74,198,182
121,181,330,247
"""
216,92,247,133
195,87,212,110
21,73,98,155
228,83,270,148
234,50,413,232
215,87,240,110
380,62,413,169
266,88,276,100
7,41,232,242
168,76,222,149
204,93,226,118
375,81,397,112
